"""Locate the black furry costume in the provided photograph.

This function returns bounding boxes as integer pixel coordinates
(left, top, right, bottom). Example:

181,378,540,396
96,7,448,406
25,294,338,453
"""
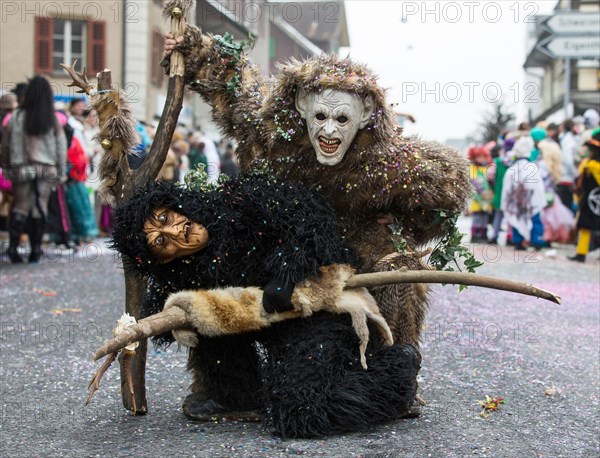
111,172,420,437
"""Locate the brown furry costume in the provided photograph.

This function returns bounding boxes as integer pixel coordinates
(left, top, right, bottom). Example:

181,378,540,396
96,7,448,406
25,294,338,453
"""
164,26,471,347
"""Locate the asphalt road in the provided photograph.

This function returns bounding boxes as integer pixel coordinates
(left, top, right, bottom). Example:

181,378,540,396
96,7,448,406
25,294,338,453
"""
1,236,598,457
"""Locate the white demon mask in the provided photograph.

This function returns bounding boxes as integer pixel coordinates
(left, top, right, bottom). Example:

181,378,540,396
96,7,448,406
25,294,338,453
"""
296,88,374,165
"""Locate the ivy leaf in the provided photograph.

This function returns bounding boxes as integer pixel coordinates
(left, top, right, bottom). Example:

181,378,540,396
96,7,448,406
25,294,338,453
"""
184,164,217,193
427,210,483,287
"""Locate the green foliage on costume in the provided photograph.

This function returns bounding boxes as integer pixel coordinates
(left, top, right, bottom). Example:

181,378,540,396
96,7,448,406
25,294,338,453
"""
389,221,408,255
213,32,256,96
184,164,221,193
428,210,484,291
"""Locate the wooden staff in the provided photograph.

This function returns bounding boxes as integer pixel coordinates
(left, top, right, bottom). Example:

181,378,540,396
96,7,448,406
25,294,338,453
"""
115,0,194,415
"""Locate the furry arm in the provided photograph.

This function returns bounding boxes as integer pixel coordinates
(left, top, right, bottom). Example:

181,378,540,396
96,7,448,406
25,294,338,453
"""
390,136,471,244
162,24,267,167
166,264,393,369
356,136,472,246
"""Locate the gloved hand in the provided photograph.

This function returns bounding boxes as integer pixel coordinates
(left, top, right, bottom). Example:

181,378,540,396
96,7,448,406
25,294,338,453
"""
262,279,295,313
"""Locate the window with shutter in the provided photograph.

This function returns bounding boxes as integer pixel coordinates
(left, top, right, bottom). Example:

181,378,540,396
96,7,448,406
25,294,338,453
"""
35,17,54,74
87,21,106,75
35,17,90,75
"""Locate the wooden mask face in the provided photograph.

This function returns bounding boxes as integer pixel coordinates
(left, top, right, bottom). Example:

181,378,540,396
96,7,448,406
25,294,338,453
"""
143,207,209,263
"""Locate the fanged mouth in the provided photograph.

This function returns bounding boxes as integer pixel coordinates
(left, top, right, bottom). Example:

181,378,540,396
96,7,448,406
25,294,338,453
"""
319,136,341,155
184,222,191,242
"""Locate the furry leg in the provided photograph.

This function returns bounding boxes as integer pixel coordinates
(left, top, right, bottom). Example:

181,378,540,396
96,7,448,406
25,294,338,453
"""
184,333,263,421
261,313,421,438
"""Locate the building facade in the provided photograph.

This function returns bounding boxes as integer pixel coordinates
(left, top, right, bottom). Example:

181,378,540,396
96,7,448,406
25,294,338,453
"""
1,1,123,102
1,0,349,138
523,0,600,123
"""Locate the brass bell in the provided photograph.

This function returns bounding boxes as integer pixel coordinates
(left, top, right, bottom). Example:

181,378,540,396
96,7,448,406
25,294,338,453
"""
171,7,183,18
100,138,113,150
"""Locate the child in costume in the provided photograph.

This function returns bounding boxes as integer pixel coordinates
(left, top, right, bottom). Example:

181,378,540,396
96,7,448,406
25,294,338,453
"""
501,137,547,250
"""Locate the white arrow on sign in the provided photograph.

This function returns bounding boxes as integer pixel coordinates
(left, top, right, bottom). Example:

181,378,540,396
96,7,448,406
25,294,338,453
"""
545,35,600,58
545,12,600,35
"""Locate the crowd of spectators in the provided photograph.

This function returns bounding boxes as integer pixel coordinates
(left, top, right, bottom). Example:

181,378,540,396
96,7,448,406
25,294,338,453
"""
1,77,598,264
0,78,240,263
466,110,600,263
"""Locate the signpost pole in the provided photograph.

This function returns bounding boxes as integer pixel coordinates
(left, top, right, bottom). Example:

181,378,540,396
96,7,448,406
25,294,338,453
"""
563,0,572,118
564,57,570,118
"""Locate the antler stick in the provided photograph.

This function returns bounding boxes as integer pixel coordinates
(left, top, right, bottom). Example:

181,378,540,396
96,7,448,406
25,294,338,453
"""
85,352,117,406
59,59,94,94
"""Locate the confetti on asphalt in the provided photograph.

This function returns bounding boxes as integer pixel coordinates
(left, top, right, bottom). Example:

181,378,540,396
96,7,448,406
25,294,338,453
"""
544,386,562,397
33,288,57,296
479,395,505,417
49,308,82,316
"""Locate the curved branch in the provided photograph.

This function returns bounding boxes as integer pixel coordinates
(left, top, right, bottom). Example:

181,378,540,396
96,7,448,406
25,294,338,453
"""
132,0,193,189
345,270,561,304
95,307,189,361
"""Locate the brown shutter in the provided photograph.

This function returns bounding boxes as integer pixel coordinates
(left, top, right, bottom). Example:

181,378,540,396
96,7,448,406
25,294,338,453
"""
152,31,159,85
34,17,53,74
87,21,106,75
151,30,164,86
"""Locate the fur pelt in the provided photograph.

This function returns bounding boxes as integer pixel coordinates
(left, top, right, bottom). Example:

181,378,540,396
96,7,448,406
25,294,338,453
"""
165,264,393,369
165,26,472,345
90,89,137,206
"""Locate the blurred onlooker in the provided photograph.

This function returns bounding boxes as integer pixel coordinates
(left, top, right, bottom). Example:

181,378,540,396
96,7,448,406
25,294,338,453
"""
220,142,240,178
196,131,221,183
137,121,152,151
12,83,28,107
546,122,560,143
126,121,152,172
578,109,600,162
569,128,600,263
0,93,18,230
0,93,18,125
171,139,190,182
529,126,547,162
501,137,546,250
188,132,208,171
467,145,493,243
506,121,530,140
45,112,75,249
1,76,67,263
158,148,179,183
488,141,512,244
69,98,86,125
82,109,103,222
558,119,579,212
538,139,574,244
64,126,99,244
538,139,563,187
